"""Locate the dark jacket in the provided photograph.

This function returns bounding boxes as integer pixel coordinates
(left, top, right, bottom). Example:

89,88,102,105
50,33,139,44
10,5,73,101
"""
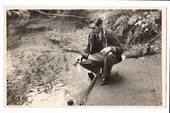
100,28,122,48
83,28,123,60
84,30,103,54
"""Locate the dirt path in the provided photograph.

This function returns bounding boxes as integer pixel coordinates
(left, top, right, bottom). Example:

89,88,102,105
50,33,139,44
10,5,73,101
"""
86,55,162,106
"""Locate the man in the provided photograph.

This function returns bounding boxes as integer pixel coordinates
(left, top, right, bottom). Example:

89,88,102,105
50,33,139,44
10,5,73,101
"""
78,18,124,85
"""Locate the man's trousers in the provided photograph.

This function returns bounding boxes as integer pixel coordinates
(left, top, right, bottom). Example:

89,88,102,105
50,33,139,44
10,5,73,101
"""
80,52,119,79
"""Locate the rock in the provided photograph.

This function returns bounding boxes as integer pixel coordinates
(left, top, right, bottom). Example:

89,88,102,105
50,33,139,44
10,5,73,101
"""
67,99,74,106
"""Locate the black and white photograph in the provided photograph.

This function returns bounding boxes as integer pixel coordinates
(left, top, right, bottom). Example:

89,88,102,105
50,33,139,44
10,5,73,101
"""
5,8,166,106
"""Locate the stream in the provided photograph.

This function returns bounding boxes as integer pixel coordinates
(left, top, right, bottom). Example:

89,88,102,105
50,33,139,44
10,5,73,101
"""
7,17,91,106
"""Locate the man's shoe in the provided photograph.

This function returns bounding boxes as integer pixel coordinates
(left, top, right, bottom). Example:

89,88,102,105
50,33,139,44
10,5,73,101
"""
88,72,94,81
98,68,103,78
100,77,110,86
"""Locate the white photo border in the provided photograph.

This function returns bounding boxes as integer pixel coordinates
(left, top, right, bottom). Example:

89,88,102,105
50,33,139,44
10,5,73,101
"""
0,0,169,113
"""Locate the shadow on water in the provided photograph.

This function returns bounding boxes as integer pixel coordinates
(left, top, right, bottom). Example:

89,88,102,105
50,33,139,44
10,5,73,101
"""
109,71,125,85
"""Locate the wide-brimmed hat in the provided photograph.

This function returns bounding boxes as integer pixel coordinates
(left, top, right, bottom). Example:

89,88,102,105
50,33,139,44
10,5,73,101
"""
89,18,103,28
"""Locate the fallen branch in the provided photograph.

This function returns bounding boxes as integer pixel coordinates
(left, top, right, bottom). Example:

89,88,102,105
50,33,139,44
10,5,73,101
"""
49,14,90,21
33,10,51,16
62,48,82,54
32,10,90,21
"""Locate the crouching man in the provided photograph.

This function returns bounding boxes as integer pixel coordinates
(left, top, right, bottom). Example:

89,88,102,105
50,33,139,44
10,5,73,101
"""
78,46,123,85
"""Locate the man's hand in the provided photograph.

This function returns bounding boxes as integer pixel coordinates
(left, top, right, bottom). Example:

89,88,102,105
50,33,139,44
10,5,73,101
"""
121,55,126,60
76,55,83,63
100,47,115,55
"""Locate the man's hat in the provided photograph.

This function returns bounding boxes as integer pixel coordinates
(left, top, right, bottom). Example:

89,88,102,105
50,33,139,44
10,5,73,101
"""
89,17,103,28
